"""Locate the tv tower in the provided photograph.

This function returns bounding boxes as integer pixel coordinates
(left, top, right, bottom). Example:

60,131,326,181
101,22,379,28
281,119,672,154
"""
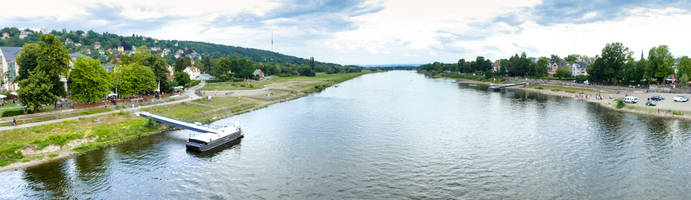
271,31,274,52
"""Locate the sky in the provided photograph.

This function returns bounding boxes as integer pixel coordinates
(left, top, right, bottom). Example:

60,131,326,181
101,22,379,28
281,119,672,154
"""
3,0,691,65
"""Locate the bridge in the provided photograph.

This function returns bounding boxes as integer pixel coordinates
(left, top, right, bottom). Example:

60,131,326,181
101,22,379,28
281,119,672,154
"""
488,83,527,91
137,112,222,134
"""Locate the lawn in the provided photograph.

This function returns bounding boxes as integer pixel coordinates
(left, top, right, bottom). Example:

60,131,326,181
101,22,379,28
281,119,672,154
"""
201,72,370,91
0,112,164,166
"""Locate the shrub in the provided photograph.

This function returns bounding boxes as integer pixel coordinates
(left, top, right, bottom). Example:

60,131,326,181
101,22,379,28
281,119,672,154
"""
146,117,158,128
615,99,626,109
2,109,25,117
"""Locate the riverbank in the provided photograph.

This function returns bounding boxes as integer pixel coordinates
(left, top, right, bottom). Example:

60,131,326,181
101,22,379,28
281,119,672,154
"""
453,78,691,121
0,71,374,172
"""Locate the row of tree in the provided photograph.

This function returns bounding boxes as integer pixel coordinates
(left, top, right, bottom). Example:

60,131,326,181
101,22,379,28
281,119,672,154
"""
15,34,190,112
419,42,691,86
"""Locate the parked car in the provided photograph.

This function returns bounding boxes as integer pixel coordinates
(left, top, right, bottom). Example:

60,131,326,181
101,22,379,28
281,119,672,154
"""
624,96,638,104
673,96,688,102
645,101,656,106
650,95,664,101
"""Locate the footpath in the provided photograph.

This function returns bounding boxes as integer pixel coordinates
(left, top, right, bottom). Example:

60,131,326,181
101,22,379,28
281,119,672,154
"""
0,83,204,131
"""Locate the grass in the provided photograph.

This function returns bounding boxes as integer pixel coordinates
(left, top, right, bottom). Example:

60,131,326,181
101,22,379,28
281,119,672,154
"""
0,112,166,166
201,72,370,91
528,84,593,94
79,107,112,115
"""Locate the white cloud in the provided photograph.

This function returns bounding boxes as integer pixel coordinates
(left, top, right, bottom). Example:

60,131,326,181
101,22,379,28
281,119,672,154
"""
2,0,691,65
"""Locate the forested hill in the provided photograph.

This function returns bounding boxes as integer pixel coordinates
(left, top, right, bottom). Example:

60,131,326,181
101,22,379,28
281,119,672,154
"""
0,27,338,66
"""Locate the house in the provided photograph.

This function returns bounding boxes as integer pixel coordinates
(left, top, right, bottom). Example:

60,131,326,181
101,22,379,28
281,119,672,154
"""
0,46,22,91
167,65,175,80
1,32,9,40
103,64,115,73
19,30,30,39
571,62,588,76
253,69,265,79
198,74,215,81
492,60,500,72
64,38,73,45
117,46,124,54
70,52,87,61
94,41,101,49
184,66,201,80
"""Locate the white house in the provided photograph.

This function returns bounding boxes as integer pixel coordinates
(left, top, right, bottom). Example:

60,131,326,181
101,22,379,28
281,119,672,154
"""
571,63,588,76
184,66,201,80
0,46,22,91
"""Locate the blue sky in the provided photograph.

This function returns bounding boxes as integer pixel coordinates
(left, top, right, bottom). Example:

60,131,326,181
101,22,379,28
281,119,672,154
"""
3,0,691,65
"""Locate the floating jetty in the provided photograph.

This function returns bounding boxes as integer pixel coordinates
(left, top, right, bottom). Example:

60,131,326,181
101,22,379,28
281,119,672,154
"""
488,83,527,91
137,112,243,152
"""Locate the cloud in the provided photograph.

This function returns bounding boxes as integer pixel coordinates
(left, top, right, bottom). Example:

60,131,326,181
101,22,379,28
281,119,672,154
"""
2,0,691,65
530,0,691,25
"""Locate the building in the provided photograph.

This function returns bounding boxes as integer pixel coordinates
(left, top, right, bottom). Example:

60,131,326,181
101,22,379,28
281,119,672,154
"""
571,63,588,76
93,41,101,49
19,30,30,39
492,60,500,72
104,64,115,73
184,66,201,80
0,46,22,91
1,32,9,40
253,69,265,79
167,65,175,80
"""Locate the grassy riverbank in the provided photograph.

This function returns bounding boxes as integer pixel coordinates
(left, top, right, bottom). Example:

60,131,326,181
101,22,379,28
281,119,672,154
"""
0,71,373,171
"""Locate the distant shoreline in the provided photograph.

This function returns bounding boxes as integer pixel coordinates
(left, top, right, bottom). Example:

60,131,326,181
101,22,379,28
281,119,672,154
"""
451,78,691,121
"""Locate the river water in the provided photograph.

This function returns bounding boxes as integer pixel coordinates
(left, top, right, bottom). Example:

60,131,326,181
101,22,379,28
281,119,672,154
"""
1,71,689,199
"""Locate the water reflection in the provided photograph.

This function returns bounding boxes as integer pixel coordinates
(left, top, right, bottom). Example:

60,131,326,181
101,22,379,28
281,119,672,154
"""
187,138,243,158
22,161,72,199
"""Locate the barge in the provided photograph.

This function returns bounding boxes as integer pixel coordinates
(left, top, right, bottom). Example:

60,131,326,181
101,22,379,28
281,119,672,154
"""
136,112,243,152
186,121,243,152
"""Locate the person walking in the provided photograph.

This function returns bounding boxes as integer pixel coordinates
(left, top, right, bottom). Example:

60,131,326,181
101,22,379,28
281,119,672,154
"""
13,117,16,126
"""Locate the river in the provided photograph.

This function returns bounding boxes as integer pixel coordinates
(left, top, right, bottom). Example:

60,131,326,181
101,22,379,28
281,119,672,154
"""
1,71,689,199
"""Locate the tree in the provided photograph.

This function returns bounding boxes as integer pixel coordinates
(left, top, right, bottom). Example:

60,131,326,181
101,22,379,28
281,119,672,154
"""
229,58,255,79
36,34,71,97
555,66,571,78
679,74,689,87
212,57,232,80
550,55,561,63
16,43,40,82
678,56,691,79
112,63,156,97
201,56,212,73
587,42,631,84
646,45,675,83
298,65,315,76
18,70,55,113
69,57,111,103
565,54,579,64
174,71,191,87
536,57,549,77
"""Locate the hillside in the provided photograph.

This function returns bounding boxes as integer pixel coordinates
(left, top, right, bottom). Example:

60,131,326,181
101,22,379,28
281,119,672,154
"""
0,27,339,66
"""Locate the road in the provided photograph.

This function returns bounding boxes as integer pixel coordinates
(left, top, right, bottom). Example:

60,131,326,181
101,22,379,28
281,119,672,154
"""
0,83,204,131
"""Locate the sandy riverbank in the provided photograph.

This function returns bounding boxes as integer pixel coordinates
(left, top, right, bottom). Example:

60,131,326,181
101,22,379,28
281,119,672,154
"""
456,79,691,121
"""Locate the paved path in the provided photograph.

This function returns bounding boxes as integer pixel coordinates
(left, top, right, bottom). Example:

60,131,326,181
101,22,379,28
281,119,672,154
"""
0,83,205,131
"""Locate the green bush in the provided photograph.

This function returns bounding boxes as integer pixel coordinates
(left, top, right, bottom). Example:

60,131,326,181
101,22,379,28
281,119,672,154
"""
2,109,25,117
615,99,626,109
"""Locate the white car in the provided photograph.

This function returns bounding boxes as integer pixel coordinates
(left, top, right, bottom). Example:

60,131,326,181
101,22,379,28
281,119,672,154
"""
624,96,638,104
673,96,688,102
